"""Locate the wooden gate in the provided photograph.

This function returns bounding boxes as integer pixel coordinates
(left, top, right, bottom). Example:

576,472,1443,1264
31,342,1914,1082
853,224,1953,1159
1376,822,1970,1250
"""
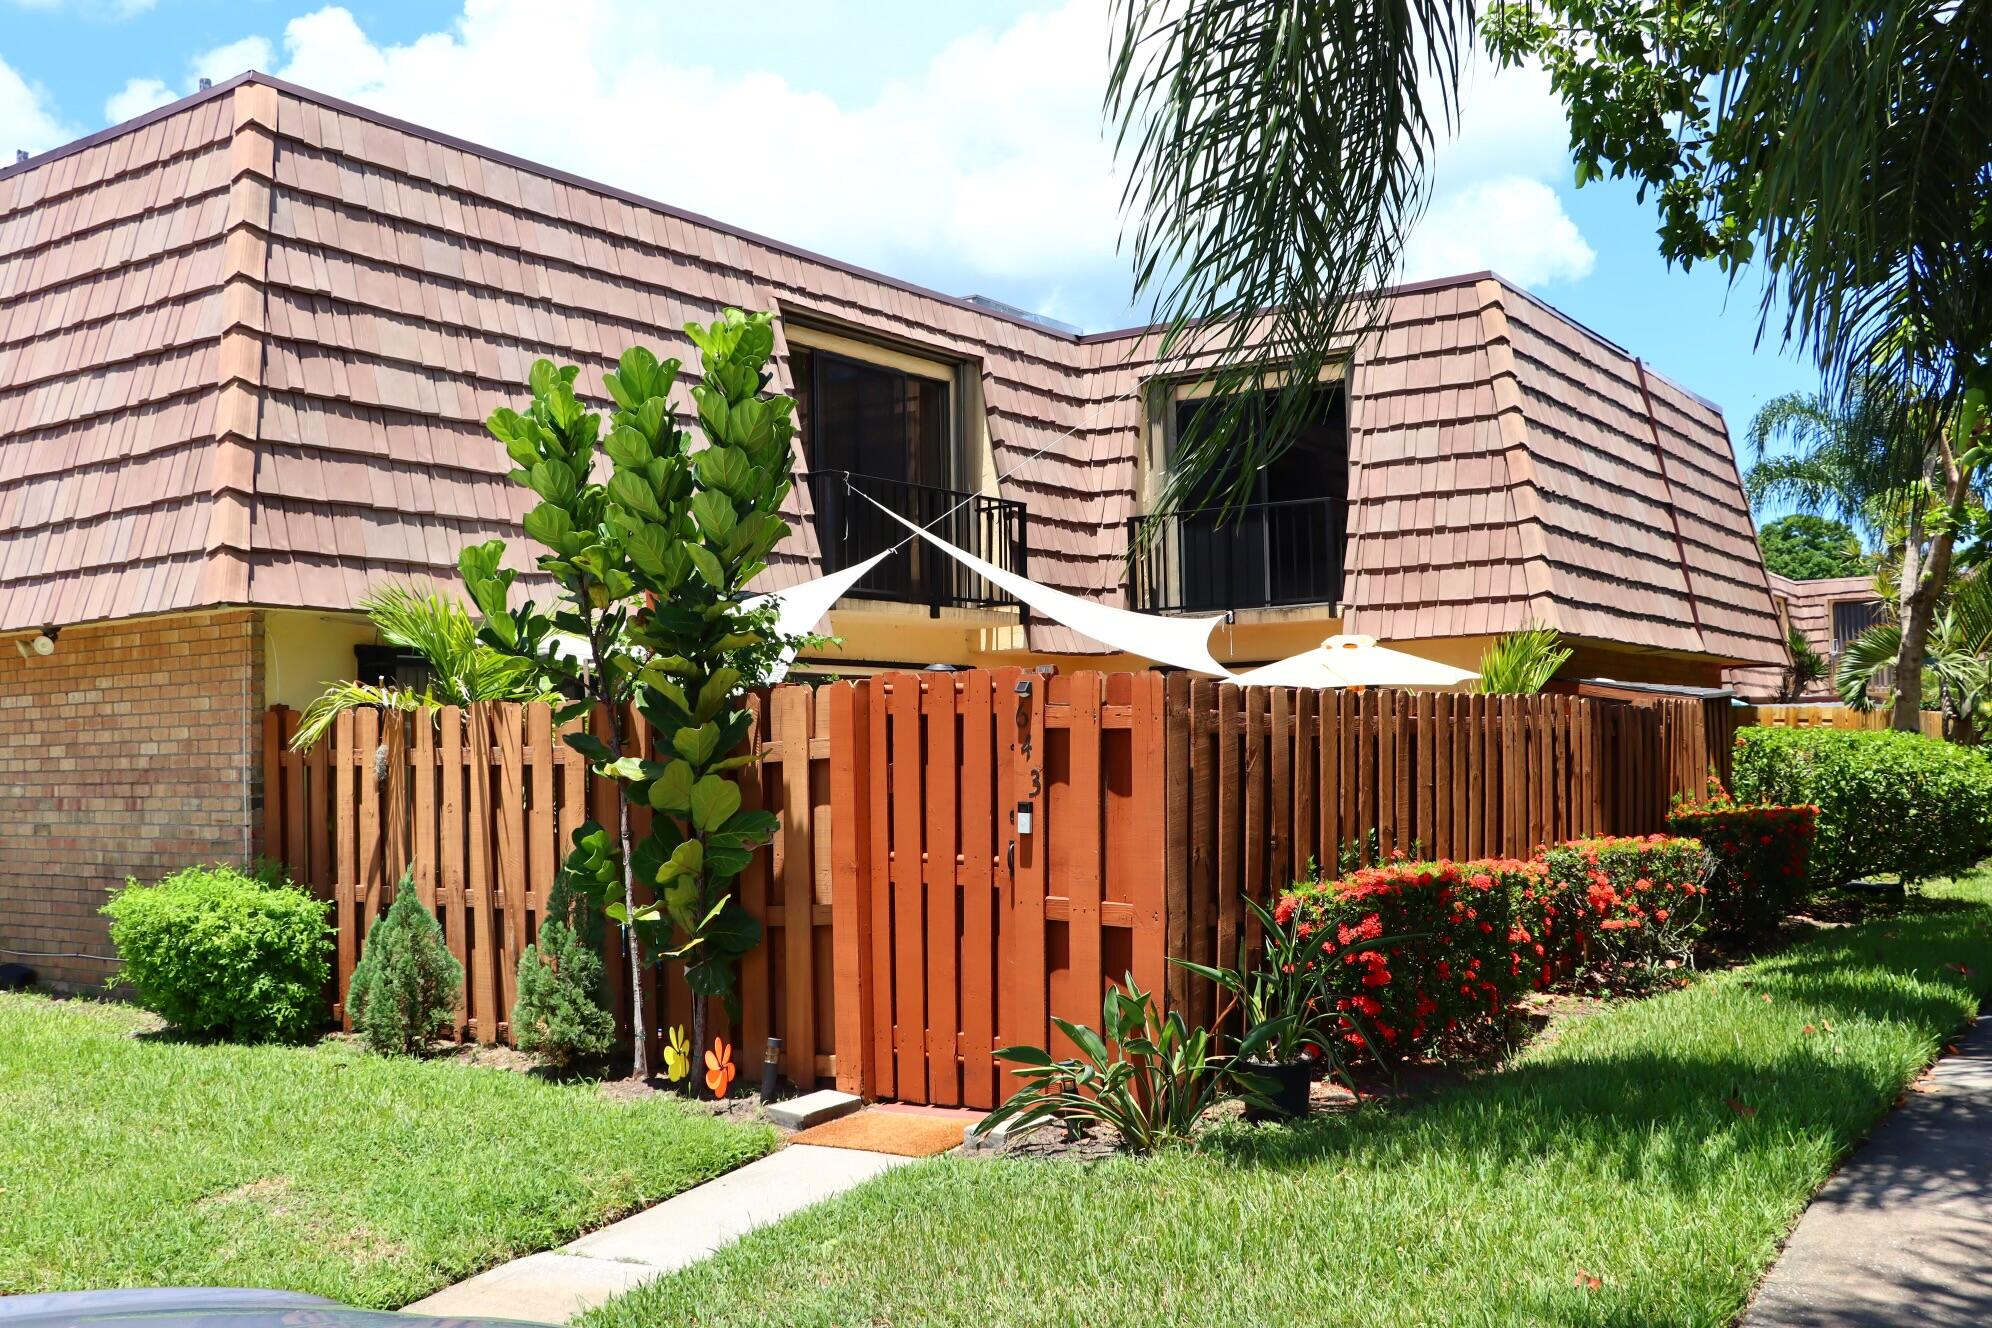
827,670,1168,1110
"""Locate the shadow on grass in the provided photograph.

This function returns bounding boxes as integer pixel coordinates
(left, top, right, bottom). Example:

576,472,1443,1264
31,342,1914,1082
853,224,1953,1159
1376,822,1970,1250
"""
1206,911,1987,1204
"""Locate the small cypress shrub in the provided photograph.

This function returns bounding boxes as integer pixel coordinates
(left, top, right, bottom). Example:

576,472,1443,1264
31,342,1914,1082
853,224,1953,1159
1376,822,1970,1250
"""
513,872,615,1068
347,871,462,1055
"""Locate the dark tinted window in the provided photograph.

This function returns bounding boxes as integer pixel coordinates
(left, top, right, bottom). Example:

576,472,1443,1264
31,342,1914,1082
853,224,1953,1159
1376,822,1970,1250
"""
1831,598,1887,652
792,346,950,486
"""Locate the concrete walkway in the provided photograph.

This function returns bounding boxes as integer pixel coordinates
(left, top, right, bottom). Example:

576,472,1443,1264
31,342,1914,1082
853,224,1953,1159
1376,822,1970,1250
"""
1743,1011,1992,1327
405,1144,910,1324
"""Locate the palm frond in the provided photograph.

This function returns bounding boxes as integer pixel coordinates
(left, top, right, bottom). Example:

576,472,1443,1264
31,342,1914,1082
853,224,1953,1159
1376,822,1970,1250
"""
1718,0,1991,414
1474,624,1572,695
290,584,560,750
292,681,424,750
1108,0,1475,520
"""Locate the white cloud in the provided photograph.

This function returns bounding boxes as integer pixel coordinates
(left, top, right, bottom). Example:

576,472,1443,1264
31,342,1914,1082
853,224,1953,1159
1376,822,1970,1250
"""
7,0,155,17
191,35,274,85
182,0,1126,314
0,54,73,157
103,33,275,129
166,2,1590,320
1402,177,1596,287
1400,51,1594,288
103,76,173,125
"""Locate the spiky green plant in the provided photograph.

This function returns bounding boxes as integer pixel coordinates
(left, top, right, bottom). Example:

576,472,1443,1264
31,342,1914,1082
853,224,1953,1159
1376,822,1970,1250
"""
291,586,556,749
1473,625,1572,695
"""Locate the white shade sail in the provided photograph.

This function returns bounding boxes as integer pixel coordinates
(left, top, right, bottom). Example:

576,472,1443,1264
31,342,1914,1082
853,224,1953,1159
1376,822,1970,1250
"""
869,500,1233,676
746,548,897,683
1225,633,1480,689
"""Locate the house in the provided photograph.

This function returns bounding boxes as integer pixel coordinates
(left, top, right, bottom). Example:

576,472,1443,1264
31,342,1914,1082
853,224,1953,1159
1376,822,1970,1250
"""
1726,572,1887,702
0,73,1785,988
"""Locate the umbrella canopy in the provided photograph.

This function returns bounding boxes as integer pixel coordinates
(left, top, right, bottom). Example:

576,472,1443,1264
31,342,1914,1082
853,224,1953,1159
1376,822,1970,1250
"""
1226,634,1480,690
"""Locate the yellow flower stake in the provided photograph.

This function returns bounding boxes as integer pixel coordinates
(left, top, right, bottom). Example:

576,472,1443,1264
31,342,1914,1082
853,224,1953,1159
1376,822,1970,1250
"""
704,1037,737,1099
663,1026,692,1084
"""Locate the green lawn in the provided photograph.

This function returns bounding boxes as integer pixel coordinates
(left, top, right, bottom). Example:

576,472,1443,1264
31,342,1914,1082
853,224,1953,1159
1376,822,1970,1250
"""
588,874,1992,1328
0,996,774,1308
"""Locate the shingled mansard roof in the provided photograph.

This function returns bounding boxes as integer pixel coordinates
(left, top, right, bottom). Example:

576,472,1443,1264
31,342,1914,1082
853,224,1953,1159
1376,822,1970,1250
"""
0,73,1784,666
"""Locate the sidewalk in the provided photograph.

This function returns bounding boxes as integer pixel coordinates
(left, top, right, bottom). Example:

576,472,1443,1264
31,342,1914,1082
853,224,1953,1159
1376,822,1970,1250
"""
404,1144,910,1324
1743,1011,1992,1327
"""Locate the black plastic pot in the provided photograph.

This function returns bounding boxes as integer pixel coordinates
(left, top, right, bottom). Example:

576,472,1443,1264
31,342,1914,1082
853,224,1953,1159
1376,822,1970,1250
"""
1237,1055,1312,1122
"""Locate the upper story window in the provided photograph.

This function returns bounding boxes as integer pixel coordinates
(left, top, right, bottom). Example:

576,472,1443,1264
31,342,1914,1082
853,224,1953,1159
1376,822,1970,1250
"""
1831,598,1887,653
1128,374,1351,613
786,324,1025,612
790,337,953,489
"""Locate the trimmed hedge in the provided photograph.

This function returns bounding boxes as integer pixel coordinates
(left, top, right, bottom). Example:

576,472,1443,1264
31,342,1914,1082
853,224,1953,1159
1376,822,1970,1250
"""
1667,796,1817,939
1731,726,1992,887
1288,835,1714,1059
1286,858,1544,1057
102,863,332,1042
1538,836,1711,968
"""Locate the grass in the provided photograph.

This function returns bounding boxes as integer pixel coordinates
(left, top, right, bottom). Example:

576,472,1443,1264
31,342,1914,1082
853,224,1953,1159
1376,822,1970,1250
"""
0,995,775,1308
586,872,1992,1328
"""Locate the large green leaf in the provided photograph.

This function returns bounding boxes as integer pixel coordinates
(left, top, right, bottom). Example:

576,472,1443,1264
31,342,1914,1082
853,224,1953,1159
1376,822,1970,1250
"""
647,759,695,812
690,775,742,832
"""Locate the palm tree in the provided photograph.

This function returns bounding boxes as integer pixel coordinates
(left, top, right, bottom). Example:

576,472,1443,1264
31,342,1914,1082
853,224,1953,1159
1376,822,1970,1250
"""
1746,379,1988,730
1836,572,1992,741
291,586,558,749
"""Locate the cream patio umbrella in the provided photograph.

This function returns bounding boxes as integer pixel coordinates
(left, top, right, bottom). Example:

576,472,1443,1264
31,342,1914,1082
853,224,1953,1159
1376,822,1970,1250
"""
1225,633,1479,689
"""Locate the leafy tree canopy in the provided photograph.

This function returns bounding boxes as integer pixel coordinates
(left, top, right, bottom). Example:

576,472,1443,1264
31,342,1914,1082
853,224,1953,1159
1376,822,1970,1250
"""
1758,514,1867,582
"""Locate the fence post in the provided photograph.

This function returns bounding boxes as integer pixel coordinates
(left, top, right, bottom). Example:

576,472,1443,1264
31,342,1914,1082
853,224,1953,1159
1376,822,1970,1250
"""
828,681,873,1097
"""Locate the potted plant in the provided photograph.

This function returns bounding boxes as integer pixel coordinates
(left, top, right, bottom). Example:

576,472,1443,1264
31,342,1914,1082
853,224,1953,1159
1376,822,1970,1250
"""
1176,895,1346,1121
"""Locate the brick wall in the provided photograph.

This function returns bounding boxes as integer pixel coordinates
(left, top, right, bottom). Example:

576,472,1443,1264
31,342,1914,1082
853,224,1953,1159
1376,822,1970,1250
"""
0,610,264,990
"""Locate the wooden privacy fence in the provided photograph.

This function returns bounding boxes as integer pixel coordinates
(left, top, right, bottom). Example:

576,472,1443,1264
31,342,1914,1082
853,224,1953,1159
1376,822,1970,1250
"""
261,673,1730,1109
1738,703,1944,739
259,689,839,1089
820,672,1726,1107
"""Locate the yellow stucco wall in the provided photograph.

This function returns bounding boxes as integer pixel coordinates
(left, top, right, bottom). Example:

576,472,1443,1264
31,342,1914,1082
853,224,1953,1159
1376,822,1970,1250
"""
262,608,379,710
257,600,1727,697
797,603,1728,687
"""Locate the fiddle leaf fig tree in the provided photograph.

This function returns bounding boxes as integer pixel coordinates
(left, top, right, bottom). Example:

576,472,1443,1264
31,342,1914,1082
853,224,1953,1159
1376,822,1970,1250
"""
603,310,794,1074
458,308,795,1089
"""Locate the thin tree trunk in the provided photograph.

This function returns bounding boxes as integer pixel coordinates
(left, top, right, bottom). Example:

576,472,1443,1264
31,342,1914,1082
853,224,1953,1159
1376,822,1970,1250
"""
602,696,648,1082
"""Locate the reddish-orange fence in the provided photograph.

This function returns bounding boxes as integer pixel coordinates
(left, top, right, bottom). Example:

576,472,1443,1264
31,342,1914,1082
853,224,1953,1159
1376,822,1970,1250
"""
259,689,837,1089
262,673,1730,1109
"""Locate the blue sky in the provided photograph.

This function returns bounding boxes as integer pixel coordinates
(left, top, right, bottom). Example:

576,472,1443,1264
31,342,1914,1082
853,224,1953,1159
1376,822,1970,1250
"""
2,0,1819,462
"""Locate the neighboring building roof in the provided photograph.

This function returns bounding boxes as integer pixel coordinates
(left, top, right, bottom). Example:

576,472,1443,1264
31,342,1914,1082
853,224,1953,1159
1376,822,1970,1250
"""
1725,571,1883,701
0,73,1785,667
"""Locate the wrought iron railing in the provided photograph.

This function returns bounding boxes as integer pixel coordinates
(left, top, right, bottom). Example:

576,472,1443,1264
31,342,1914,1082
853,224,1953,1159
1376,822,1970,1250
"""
806,470,1028,614
1126,495,1345,613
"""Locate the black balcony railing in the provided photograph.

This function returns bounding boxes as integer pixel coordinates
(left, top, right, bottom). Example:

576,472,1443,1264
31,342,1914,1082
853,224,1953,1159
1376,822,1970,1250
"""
807,470,1028,614
1126,496,1345,613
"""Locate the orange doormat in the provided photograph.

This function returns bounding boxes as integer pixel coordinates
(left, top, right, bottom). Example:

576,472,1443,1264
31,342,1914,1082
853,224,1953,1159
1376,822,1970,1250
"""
789,1109,971,1157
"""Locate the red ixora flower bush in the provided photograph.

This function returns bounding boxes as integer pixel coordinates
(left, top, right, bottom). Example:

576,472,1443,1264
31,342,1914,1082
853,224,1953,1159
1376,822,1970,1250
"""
1667,781,1818,940
1538,835,1711,971
1285,858,1544,1060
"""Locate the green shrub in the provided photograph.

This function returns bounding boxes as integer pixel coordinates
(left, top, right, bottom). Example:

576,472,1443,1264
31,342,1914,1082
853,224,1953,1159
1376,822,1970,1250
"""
1288,857,1545,1059
347,874,462,1055
1538,836,1711,970
1731,726,1992,886
101,863,330,1042
513,875,615,1068
1667,791,1817,938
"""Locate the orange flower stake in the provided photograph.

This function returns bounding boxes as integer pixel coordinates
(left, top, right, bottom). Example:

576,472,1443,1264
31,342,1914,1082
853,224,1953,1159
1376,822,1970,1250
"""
704,1037,737,1099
